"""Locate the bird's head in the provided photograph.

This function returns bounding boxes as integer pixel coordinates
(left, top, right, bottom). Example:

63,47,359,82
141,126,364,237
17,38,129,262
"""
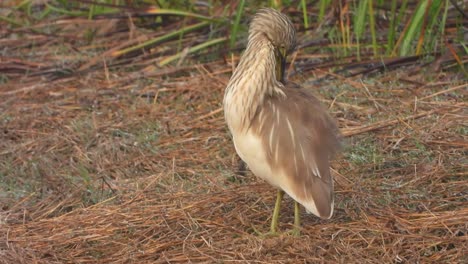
249,8,296,54
249,8,296,82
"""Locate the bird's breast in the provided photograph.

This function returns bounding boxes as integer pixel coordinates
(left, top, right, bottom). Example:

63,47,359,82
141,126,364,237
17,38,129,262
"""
233,130,288,189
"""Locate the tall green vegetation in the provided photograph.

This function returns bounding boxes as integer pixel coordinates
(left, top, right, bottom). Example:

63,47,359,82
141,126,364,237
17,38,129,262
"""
1,0,464,68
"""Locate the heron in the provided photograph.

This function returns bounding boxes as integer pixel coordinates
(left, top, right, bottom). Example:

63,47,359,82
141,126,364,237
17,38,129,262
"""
223,8,341,235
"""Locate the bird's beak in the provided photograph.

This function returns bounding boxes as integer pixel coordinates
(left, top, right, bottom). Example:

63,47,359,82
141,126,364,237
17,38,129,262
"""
275,47,287,83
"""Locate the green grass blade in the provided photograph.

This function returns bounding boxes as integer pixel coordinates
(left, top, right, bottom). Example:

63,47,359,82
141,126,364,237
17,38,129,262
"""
391,0,409,56
230,0,246,50
318,0,331,22
336,1,350,57
38,5,52,20
15,0,31,10
146,7,223,23
423,0,444,53
159,37,228,66
88,3,95,20
460,42,468,55
368,0,378,57
354,0,368,39
112,21,210,57
301,0,309,29
0,15,24,27
399,0,429,56
426,0,443,33
437,0,449,48
46,3,88,16
353,0,368,60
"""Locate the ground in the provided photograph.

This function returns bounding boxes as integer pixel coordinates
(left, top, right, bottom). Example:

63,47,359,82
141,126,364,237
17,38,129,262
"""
1,11,467,263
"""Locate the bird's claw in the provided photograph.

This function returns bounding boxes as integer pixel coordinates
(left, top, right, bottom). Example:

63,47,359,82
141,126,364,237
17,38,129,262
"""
250,224,279,237
250,224,301,237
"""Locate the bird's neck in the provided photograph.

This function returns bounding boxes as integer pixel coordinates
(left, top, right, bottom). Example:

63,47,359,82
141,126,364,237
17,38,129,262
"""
224,34,285,133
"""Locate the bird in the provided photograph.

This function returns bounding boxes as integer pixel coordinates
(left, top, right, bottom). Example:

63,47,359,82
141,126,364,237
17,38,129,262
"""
223,8,341,235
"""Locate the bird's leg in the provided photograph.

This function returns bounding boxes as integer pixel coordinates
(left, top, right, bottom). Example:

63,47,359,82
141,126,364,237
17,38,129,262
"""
251,189,284,236
270,189,284,233
291,201,301,236
253,190,301,236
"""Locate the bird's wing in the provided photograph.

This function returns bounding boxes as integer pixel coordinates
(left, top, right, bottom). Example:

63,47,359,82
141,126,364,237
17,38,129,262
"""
251,86,341,218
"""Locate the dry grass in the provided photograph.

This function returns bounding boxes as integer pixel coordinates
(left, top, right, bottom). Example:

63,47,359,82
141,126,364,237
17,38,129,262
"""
1,4,467,264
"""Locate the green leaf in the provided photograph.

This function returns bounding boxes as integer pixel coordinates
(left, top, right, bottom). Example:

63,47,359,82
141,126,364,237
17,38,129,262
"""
400,0,428,56
230,0,246,50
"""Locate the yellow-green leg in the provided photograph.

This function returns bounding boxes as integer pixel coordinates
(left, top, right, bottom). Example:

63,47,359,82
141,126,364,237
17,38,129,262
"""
291,201,301,236
270,189,284,233
251,189,284,236
251,189,301,236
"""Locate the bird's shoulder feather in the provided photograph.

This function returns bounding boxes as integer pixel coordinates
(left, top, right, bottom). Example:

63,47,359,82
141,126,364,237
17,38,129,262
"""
250,83,341,218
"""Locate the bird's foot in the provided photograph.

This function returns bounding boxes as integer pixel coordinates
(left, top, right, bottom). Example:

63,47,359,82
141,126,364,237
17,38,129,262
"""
286,226,301,237
250,225,301,237
250,224,280,237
